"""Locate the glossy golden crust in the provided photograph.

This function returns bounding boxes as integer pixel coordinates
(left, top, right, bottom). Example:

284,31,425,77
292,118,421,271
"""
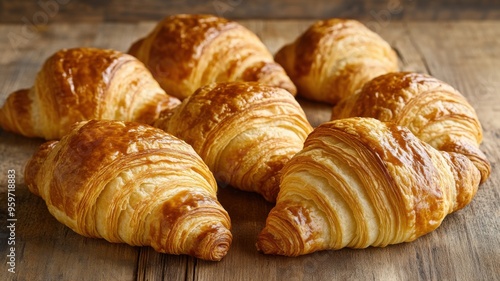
332,72,490,183
128,14,296,99
275,18,398,104
25,120,231,261
0,89,33,137
257,118,480,256
154,82,313,202
0,47,180,140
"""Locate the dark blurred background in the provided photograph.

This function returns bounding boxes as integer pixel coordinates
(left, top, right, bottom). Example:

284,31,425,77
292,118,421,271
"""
1,0,499,23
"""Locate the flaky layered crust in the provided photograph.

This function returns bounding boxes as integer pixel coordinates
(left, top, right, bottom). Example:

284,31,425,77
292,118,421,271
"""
0,48,180,140
257,118,480,256
332,72,490,182
25,120,231,261
128,14,296,99
154,82,313,202
275,18,398,104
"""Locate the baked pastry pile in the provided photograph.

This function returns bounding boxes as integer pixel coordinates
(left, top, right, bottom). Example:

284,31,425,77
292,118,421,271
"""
0,14,490,260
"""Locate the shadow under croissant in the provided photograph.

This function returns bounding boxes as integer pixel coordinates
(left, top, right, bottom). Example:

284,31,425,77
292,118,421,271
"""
296,97,332,128
216,186,274,256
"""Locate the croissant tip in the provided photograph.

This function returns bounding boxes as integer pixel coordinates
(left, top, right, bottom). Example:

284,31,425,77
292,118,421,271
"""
256,228,293,256
209,240,231,261
260,179,280,203
25,140,58,197
197,227,233,261
256,236,272,254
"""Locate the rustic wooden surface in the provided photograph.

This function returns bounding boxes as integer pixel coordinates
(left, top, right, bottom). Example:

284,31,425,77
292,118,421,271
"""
1,0,500,22
0,20,499,281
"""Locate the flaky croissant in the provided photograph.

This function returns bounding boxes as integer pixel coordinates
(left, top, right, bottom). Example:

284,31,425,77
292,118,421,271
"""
257,118,481,256
275,18,399,105
25,120,232,261
0,47,180,140
332,72,490,183
154,82,313,202
128,14,296,100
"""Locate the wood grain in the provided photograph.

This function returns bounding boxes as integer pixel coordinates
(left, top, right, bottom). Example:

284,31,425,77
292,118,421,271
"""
1,0,500,23
0,20,499,281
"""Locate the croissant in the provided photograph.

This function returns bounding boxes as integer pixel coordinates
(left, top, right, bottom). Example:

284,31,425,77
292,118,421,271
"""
275,18,399,105
332,72,490,183
128,14,296,100
25,120,232,261
257,117,481,256
154,82,313,202
0,47,180,140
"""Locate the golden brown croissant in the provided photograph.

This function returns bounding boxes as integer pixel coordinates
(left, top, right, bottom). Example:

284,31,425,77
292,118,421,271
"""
332,72,490,183
257,118,481,256
275,18,399,105
0,47,180,140
128,14,296,100
154,82,313,202
25,120,232,261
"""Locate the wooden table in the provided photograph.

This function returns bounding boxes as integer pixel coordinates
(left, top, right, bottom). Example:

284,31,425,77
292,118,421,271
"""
0,20,499,281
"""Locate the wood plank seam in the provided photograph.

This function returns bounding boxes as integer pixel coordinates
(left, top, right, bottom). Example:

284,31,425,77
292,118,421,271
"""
403,21,432,75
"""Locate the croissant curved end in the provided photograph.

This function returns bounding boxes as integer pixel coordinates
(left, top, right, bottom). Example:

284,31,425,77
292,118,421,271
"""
440,140,491,184
24,140,58,196
443,152,481,212
152,222,232,261
257,205,315,256
257,222,299,256
193,226,233,261
260,173,281,203
256,230,286,256
0,89,35,137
